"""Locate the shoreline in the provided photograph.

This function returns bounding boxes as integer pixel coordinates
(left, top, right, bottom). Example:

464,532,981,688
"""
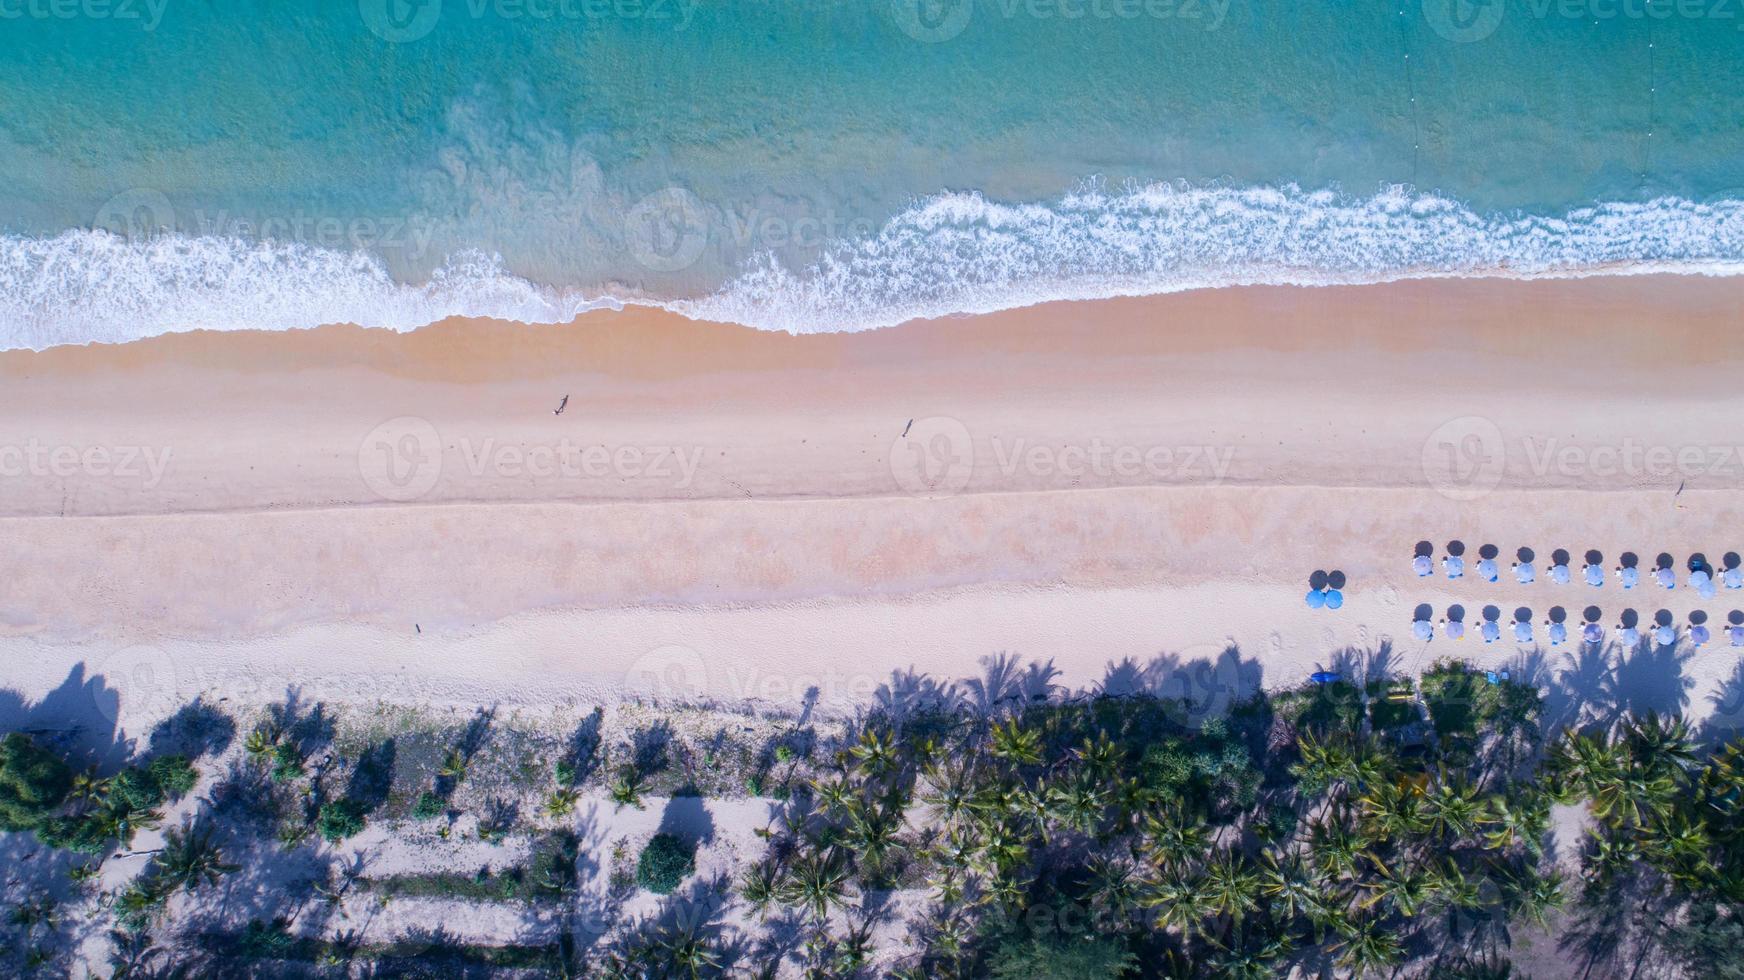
3,274,1744,732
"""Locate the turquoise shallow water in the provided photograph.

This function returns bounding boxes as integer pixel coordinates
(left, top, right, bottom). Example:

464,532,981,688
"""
1,0,1743,347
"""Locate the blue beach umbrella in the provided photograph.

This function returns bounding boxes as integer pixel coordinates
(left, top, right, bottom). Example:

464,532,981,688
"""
1305,589,1326,609
1324,589,1344,609
1310,671,1340,684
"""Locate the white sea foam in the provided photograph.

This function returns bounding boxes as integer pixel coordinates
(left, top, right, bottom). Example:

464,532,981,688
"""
0,232,620,351
679,183,1744,332
4,184,1744,350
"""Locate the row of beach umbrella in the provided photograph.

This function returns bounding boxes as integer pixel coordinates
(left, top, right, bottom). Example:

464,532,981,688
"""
1411,603,1743,647
1413,541,1742,598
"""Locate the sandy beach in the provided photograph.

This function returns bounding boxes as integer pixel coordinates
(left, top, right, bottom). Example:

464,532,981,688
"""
4,274,1744,736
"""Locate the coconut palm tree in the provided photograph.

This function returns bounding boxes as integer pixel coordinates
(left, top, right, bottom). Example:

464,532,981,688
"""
834,914,877,973
1640,809,1715,886
1498,866,1564,929
813,775,855,815
106,929,167,979
1548,729,1617,796
988,718,1043,768
1330,915,1403,976
543,786,580,818
850,728,902,779
1044,775,1110,838
738,861,781,920
156,819,239,893
1143,871,1213,936
1290,730,1350,798
1206,931,1293,980
1308,813,1368,882
1359,780,1426,840
1422,772,1486,842
655,920,720,980
1426,860,1483,915
1622,712,1696,780
1589,766,1678,831
1142,806,1211,875
1088,854,1144,929
841,799,904,873
607,765,645,811
243,723,281,761
1258,850,1325,922
1073,732,1121,782
781,847,856,922
1483,790,1551,857
437,748,470,783
67,767,110,812
1201,850,1261,925
1360,857,1433,918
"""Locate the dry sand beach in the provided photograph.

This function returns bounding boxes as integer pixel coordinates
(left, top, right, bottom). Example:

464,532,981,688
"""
3,275,1744,737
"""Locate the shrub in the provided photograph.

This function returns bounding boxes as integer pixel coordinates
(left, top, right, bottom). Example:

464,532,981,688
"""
270,743,306,783
412,792,445,821
987,934,1137,979
148,755,199,799
108,766,166,813
0,734,72,831
35,814,116,855
317,800,366,842
635,833,695,894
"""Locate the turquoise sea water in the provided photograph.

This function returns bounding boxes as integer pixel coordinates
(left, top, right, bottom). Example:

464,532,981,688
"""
1,0,1742,348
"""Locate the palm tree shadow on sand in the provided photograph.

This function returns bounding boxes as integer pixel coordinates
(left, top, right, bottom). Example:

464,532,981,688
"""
1506,637,1694,739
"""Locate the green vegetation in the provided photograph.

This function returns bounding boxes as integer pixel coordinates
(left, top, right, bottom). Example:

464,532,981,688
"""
636,833,696,895
7,663,1744,977
410,790,444,821
0,733,73,831
594,658,1739,978
0,735,200,857
355,833,580,905
316,799,365,842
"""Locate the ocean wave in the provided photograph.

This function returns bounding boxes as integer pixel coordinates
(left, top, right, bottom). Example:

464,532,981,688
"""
679,183,1744,332
0,232,619,351
4,184,1744,350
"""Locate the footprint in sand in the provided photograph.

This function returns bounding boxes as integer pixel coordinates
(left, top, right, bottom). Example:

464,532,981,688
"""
1267,631,1284,658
